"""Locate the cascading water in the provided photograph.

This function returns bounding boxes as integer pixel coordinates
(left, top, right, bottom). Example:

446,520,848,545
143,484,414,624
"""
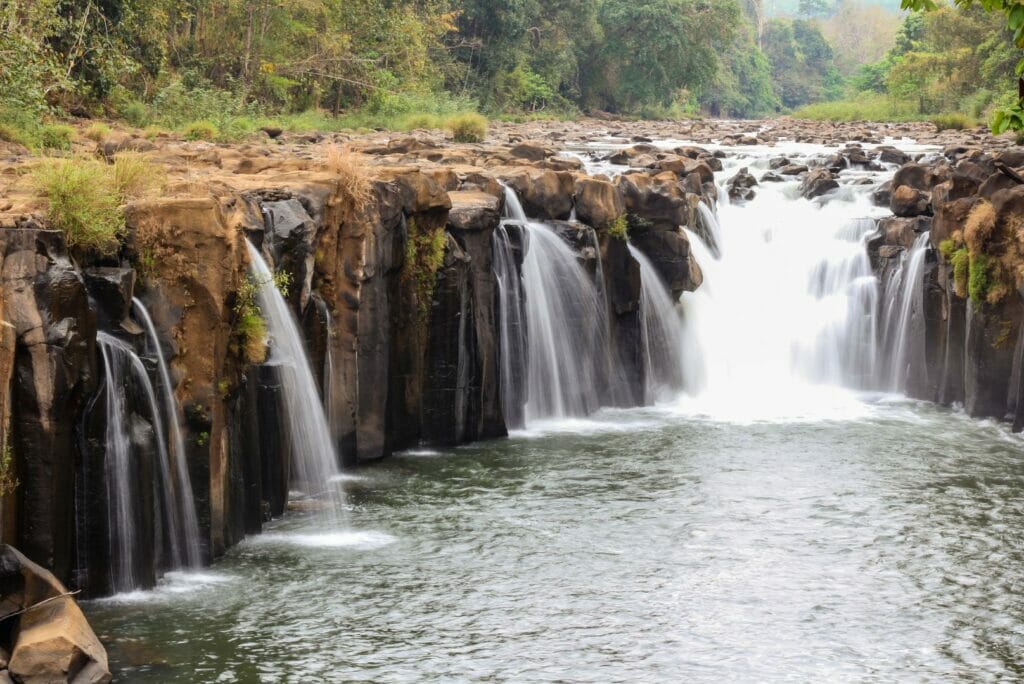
492,222,528,429
677,153,888,420
314,297,344,447
245,240,341,506
132,298,202,568
628,244,687,403
696,201,723,258
499,186,615,423
880,231,932,391
98,332,196,592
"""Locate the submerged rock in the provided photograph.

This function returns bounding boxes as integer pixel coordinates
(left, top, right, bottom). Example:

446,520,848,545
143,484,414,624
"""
727,167,758,202
799,168,838,200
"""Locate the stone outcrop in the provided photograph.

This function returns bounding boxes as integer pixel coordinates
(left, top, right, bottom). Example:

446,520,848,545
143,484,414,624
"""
0,545,110,683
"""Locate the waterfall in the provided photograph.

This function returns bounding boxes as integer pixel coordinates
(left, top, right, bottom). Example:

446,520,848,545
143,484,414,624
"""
500,186,614,423
98,332,197,592
628,244,687,403
881,231,931,391
314,297,343,446
696,201,723,258
132,299,202,568
97,334,140,593
678,172,885,420
493,223,528,429
245,240,340,504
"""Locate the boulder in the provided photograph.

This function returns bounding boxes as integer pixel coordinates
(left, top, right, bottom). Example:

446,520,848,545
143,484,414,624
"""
615,173,691,231
499,168,574,220
629,227,702,299
726,167,758,202
891,185,931,217
574,178,625,231
508,141,550,162
1,545,111,683
446,191,501,233
877,146,911,166
799,168,838,200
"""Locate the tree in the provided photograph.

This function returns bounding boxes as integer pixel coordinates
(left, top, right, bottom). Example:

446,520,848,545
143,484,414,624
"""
901,0,1024,133
798,0,833,18
592,0,738,112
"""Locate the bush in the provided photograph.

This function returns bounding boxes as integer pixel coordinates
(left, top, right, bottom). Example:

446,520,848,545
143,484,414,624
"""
120,101,150,128
608,214,629,240
113,153,165,199
38,124,75,150
0,123,32,147
446,113,487,142
183,120,218,141
32,159,124,255
143,126,168,140
84,122,111,143
931,113,975,132
794,93,920,122
951,247,970,299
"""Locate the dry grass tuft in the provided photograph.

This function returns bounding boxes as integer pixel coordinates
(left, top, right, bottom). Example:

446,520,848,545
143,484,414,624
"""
323,144,374,212
964,200,996,257
113,152,166,199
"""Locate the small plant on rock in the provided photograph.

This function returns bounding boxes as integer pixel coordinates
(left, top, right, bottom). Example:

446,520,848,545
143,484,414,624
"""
183,120,218,141
113,152,166,199
323,144,373,212
608,214,629,241
84,123,111,143
38,123,75,151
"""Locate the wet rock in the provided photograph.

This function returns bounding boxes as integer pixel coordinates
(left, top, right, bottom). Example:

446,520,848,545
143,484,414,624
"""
891,184,931,217
1,545,111,683
799,168,839,199
872,180,893,207
879,216,931,249
759,171,785,183
615,173,691,231
628,227,702,299
83,267,136,327
779,164,809,176
726,167,758,202
877,146,911,166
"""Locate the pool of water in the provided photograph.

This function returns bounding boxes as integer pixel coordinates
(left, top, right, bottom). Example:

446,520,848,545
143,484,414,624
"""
86,396,1024,681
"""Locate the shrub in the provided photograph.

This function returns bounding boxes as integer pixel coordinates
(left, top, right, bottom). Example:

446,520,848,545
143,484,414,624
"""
182,120,218,141
234,276,268,365
32,159,124,255
84,122,111,142
938,238,957,259
120,101,150,128
113,152,166,199
608,214,629,241
446,113,488,143
0,123,32,147
930,113,975,132
38,124,75,150
323,144,374,212
951,247,969,298
143,126,168,140
968,253,992,304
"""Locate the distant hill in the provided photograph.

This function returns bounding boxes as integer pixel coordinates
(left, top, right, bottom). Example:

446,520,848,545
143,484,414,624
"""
764,0,904,17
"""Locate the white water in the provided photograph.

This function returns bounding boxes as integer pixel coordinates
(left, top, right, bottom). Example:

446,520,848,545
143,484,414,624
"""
98,332,198,591
501,187,614,422
881,232,932,391
245,240,341,508
677,153,891,421
132,299,202,568
628,244,687,403
492,222,528,429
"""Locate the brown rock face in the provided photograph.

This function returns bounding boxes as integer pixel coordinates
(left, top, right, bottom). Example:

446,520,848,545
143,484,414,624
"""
500,168,574,220
574,178,625,231
1,545,110,683
890,185,931,217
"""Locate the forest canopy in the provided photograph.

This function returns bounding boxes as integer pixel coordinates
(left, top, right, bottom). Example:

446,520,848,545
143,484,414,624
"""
0,0,1021,135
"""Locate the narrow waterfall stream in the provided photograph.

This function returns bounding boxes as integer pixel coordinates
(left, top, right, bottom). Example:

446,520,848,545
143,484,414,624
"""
499,186,615,424
881,231,932,392
133,299,203,567
628,244,687,402
245,241,341,509
97,332,199,592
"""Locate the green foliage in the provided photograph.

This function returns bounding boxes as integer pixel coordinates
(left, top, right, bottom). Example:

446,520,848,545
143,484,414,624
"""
701,22,781,117
39,124,74,150
969,253,992,303
446,113,488,142
939,238,958,259
182,120,219,141
952,247,970,298
931,113,977,130
763,18,844,109
113,153,165,199
31,159,124,255
84,122,111,142
403,219,448,325
608,214,629,241
794,92,922,120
